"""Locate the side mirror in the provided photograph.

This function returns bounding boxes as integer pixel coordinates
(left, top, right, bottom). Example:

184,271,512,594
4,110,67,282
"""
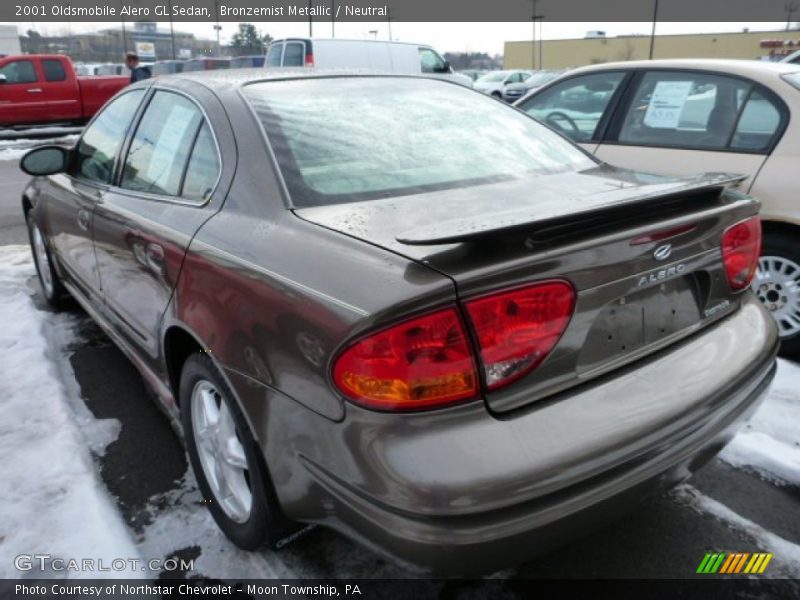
0,74,7,84
20,146,69,176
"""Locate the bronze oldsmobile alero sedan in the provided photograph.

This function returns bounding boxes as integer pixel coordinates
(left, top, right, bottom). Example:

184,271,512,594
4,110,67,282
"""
19,70,778,573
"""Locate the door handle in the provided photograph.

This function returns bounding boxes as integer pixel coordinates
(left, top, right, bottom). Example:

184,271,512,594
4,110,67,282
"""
145,243,164,272
77,209,90,231
26,88,43,93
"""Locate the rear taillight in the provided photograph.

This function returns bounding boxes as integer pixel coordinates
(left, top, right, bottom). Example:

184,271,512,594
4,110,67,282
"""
721,217,761,290
464,281,575,391
305,53,314,67
333,308,478,411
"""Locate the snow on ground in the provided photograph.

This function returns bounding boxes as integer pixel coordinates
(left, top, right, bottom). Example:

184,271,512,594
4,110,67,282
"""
0,245,141,578
0,135,79,162
673,484,800,578
719,359,800,486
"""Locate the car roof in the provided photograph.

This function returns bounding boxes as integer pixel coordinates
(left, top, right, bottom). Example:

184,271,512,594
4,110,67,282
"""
565,58,800,78
159,68,446,88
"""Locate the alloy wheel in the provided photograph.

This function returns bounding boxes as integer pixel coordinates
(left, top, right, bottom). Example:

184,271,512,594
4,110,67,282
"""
190,380,253,523
753,255,800,339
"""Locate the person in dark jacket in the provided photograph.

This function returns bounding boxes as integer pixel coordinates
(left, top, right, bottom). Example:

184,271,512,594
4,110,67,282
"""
125,52,151,83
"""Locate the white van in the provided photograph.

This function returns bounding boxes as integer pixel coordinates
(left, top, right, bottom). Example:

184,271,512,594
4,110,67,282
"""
264,38,473,87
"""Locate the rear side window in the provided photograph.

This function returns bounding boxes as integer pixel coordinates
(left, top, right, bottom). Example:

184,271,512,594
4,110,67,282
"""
121,91,204,197
42,59,66,82
266,44,283,67
283,42,304,67
730,90,782,152
0,60,37,83
182,123,220,202
618,71,754,150
73,90,145,184
244,78,595,206
520,71,626,143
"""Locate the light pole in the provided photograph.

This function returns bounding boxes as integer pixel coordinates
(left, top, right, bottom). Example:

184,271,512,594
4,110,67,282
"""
649,0,659,60
167,0,176,59
331,0,335,38
214,0,221,55
308,0,313,36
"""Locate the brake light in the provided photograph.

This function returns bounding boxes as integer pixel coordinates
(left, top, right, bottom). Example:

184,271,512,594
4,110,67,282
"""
721,217,761,290
305,53,314,67
333,308,478,411
464,281,575,391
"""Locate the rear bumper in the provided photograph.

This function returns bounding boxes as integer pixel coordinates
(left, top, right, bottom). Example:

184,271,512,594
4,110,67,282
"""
283,295,779,573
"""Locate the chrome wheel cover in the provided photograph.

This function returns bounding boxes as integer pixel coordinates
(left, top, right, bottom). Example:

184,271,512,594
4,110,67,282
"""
191,380,253,523
753,255,800,339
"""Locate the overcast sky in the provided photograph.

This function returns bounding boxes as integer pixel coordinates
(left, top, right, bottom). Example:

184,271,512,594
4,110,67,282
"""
2,21,789,55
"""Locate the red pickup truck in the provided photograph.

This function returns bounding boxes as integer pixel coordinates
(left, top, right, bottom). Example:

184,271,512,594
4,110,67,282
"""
0,54,128,126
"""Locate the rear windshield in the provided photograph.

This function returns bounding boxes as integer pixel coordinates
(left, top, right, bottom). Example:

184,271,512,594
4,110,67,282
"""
243,77,595,206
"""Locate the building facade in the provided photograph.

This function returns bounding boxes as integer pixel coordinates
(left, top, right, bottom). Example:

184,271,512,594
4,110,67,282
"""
505,29,800,70
0,25,21,56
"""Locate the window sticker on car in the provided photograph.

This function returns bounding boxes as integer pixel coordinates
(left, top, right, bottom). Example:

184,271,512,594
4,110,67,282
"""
644,80,693,129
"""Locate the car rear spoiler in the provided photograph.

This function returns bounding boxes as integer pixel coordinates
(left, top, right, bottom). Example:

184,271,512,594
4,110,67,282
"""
395,173,748,246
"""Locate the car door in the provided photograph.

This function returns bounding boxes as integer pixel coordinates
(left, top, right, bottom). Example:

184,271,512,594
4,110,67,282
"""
0,58,46,124
42,89,145,300
517,70,631,153
93,86,226,363
593,69,787,190
40,58,81,122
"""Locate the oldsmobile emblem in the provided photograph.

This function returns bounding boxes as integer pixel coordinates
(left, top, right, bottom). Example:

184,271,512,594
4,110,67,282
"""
653,244,672,261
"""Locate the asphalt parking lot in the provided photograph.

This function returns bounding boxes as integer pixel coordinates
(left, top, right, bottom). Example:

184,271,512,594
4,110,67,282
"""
1,156,798,591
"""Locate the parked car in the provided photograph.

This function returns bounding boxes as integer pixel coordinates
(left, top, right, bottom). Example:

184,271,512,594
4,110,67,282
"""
95,63,131,77
0,54,128,126
20,71,777,573
230,54,266,69
474,69,532,98
502,69,567,102
265,38,472,87
516,59,800,357
781,49,800,64
458,69,488,81
182,57,230,72
152,60,185,76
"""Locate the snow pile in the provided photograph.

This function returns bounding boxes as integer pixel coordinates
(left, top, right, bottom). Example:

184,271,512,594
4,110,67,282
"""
720,359,800,486
0,135,79,162
0,245,141,578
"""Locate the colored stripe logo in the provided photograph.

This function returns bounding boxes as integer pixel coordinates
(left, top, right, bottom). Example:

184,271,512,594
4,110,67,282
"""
696,552,773,574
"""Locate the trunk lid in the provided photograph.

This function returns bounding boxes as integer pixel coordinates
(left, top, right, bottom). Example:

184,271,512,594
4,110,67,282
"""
296,165,759,413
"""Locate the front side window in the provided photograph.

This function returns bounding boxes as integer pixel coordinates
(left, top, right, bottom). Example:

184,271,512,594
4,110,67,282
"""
73,90,145,184
244,77,596,206
520,71,626,142
618,71,753,150
121,91,204,197
266,43,283,67
419,48,447,74
0,60,37,83
42,59,66,82
283,42,304,67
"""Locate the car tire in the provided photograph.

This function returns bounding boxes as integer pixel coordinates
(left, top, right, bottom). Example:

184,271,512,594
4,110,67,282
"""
754,232,800,359
26,211,68,308
491,91,502,99
180,352,298,550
